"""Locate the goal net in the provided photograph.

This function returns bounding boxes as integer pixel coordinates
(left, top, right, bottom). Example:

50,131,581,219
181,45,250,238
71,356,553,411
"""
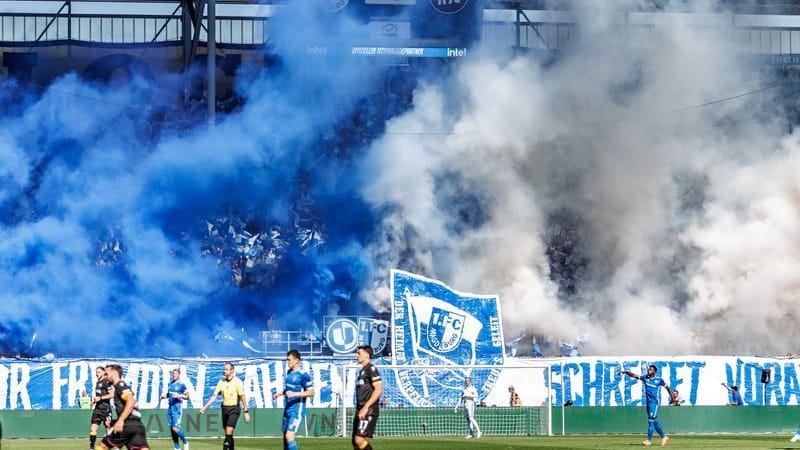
337,363,552,437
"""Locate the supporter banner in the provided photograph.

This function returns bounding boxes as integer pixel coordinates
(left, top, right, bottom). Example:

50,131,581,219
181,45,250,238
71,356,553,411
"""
518,356,800,407
389,270,504,406
3,355,800,409
391,269,504,366
0,358,344,411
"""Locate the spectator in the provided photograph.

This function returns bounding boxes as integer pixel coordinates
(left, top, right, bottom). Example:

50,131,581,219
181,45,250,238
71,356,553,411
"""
509,386,522,407
722,383,744,406
670,390,684,406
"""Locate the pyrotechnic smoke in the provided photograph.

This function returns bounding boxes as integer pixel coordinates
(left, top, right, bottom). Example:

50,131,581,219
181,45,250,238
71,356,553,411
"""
359,1,800,356
2,0,799,357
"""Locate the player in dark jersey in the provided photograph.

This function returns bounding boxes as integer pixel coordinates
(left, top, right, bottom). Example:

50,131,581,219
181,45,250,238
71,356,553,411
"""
97,364,151,450
89,366,114,450
352,345,382,450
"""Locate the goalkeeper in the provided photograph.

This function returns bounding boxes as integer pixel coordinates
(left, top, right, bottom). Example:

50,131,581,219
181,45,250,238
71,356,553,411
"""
454,377,482,439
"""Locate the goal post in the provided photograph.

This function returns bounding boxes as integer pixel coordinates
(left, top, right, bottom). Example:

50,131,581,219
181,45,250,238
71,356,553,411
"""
338,363,553,437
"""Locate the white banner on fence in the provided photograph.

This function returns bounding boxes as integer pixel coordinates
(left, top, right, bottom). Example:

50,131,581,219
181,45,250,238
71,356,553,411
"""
1,355,799,409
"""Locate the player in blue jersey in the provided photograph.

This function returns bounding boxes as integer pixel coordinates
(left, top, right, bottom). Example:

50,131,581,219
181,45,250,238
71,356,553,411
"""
622,365,673,446
272,349,315,450
161,367,190,450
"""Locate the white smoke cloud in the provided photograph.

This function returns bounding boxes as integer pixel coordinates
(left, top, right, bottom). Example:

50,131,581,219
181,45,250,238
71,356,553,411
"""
359,3,800,356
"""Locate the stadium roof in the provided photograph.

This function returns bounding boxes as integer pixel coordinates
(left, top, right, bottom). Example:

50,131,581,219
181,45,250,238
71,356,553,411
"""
487,0,800,15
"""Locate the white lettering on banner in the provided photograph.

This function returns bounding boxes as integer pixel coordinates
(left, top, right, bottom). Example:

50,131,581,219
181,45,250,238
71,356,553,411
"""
243,364,266,408
489,316,502,347
10,363,31,410
51,362,68,410
133,364,161,408
312,362,335,407
393,288,406,361
67,362,92,408
10,356,800,410
0,364,8,409
188,364,206,408
158,365,172,409
260,362,283,408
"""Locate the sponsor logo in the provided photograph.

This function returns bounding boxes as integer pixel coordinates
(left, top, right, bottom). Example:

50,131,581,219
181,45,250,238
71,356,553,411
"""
326,318,358,354
429,0,468,14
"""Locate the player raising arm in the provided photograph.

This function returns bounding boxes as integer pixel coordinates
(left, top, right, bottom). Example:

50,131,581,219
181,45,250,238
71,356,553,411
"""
622,366,672,447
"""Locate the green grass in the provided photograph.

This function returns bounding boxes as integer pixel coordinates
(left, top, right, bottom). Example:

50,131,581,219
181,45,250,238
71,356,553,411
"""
2,435,799,449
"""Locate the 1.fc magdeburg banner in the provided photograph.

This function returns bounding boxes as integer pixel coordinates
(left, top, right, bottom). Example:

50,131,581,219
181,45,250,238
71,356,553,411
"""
390,270,505,406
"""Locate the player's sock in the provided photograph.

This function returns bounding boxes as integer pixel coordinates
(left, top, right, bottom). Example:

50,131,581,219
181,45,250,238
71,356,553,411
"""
223,434,233,450
171,430,180,449
647,420,655,442
286,439,298,450
654,420,664,438
90,432,97,449
177,429,188,444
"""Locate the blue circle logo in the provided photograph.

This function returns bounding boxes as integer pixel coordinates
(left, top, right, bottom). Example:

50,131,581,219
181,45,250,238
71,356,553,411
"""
326,318,359,354
430,0,469,15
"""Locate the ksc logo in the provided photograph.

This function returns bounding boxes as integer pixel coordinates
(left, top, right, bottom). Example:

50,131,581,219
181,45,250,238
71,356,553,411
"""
430,0,468,15
326,318,358,354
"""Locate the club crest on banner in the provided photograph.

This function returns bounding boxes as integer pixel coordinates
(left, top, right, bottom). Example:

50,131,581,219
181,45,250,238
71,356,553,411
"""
391,270,504,407
326,318,358,354
358,317,389,355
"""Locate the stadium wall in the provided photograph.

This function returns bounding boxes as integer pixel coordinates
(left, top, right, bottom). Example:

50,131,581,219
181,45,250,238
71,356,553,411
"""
0,408,339,439
1,406,799,438
553,405,800,435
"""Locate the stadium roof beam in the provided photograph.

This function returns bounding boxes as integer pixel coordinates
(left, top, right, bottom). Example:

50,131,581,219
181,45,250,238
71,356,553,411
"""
485,0,800,15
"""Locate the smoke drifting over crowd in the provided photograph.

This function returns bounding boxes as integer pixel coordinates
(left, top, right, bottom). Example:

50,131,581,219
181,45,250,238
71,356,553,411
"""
1,0,799,357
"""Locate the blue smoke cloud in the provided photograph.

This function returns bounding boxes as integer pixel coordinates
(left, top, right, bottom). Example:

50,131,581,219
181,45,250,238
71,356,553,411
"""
0,1,452,357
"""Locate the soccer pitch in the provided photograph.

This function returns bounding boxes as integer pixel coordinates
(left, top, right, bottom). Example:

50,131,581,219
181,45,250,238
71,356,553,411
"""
0,435,795,449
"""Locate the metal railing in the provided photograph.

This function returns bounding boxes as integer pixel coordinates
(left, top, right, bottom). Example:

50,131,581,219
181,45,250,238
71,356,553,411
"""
0,0,272,46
